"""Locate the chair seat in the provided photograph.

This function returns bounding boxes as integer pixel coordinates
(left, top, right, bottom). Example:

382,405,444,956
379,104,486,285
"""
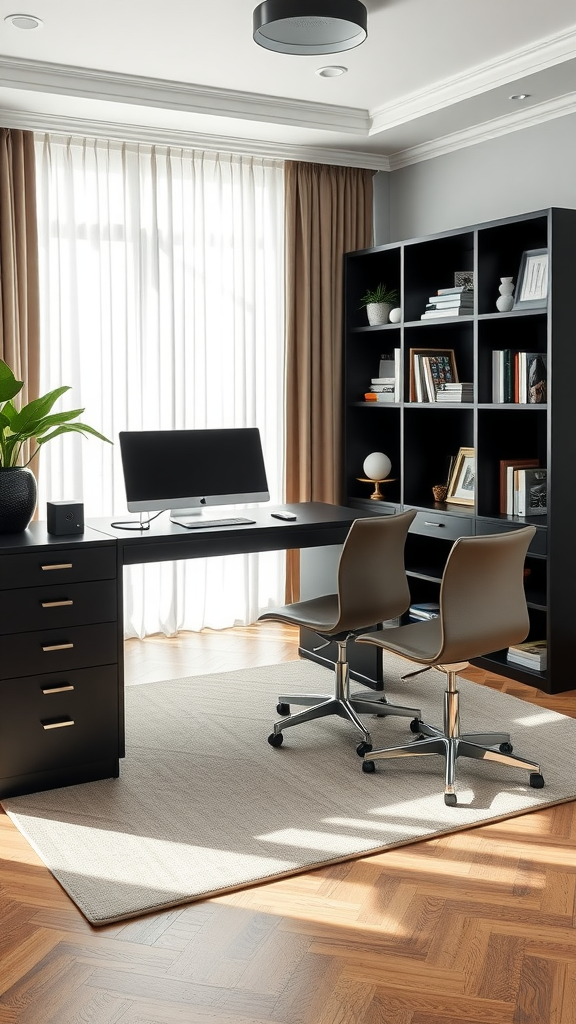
259,594,339,633
357,618,442,664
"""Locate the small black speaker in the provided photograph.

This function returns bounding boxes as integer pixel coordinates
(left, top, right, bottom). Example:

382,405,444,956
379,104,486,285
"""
47,500,85,536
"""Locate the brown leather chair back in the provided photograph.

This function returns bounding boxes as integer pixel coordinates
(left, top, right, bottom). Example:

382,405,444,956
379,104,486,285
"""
333,510,417,633
436,526,536,664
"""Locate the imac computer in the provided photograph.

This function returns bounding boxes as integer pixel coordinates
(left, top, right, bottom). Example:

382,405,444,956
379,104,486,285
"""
118,427,269,528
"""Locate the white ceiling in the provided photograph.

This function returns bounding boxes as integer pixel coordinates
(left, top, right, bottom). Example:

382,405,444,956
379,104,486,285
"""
1,0,575,169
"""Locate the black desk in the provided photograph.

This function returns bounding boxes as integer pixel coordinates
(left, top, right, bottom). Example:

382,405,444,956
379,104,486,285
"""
0,503,368,797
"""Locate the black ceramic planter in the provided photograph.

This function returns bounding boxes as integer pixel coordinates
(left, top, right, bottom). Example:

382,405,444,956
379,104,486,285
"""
0,467,37,533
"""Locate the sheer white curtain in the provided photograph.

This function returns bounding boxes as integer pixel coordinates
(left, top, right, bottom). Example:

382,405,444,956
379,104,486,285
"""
34,134,286,637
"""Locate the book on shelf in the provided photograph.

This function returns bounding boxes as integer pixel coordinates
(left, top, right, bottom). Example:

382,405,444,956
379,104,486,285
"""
409,601,440,621
492,350,547,404
514,467,547,516
421,307,473,319
507,640,547,671
436,285,474,296
371,350,401,401
499,458,539,515
436,382,473,403
364,391,395,403
369,382,395,391
426,295,474,309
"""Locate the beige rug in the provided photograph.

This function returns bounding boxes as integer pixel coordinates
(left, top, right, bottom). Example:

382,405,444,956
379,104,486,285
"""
3,657,576,926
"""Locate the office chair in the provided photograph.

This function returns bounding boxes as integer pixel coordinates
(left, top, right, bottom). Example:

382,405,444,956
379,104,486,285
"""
354,526,545,805
259,510,420,755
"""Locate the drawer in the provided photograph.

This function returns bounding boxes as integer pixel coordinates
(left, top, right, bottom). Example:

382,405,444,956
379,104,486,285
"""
409,510,473,541
0,580,117,636
1,622,118,679
475,520,547,556
0,665,118,779
0,545,116,591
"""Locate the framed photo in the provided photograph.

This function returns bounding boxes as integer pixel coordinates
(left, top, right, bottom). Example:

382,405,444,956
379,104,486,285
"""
409,348,458,402
447,446,475,506
454,270,474,291
514,248,549,309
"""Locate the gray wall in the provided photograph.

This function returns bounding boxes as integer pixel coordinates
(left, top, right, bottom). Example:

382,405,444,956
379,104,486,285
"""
374,113,576,243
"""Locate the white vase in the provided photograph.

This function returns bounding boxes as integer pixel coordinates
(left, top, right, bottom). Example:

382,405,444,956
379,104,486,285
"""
366,302,392,326
496,276,515,312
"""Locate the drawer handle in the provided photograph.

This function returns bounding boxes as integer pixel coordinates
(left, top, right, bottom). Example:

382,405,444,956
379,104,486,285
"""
41,563,73,571
41,599,74,608
42,642,74,652
423,521,445,528
42,719,75,730
42,684,75,694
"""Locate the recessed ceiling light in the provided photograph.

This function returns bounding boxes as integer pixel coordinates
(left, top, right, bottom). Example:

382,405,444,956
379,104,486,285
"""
5,13,43,29
316,65,348,77
509,93,529,101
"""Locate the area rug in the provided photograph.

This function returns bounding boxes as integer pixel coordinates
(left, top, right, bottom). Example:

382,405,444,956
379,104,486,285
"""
3,657,576,926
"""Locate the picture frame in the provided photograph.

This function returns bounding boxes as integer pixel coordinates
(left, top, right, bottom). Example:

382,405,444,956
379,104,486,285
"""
409,348,458,402
446,446,475,506
514,248,549,309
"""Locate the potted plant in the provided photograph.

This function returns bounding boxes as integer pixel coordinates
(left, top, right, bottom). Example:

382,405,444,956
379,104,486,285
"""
0,358,112,533
359,283,399,326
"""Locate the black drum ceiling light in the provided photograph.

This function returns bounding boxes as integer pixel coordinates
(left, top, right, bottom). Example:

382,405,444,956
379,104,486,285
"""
253,0,367,55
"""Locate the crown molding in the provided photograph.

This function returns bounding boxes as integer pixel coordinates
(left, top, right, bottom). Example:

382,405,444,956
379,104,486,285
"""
388,90,576,170
0,109,392,171
370,25,576,134
0,55,369,135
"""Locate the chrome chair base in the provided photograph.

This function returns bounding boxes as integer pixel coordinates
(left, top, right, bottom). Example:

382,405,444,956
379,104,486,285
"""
362,664,544,804
269,637,421,754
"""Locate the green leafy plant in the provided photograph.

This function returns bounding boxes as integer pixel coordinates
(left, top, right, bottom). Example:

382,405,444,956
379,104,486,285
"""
0,358,112,468
359,283,399,307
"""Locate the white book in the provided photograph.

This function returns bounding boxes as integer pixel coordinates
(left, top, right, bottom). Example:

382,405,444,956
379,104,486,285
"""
394,348,401,402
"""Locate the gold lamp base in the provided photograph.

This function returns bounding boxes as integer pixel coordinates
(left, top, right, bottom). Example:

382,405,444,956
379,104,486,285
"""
357,477,396,500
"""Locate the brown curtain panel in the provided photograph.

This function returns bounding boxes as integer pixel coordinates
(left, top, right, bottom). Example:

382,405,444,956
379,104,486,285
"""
0,128,41,476
0,128,40,406
284,161,374,600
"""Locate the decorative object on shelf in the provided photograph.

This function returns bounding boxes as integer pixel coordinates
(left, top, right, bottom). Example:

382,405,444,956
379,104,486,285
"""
359,283,399,326
496,276,515,312
514,248,549,309
0,358,112,534
358,451,394,500
432,484,448,503
389,307,402,323
446,446,475,507
454,270,474,290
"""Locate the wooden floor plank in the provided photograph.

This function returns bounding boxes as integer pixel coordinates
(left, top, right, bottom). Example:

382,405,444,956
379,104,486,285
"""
2,622,576,1024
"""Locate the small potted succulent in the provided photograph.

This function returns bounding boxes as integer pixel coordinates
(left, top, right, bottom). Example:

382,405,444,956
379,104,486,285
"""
0,358,111,533
359,283,399,326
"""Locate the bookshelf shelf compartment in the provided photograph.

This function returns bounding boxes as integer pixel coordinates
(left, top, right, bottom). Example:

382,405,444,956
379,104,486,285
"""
343,207,576,694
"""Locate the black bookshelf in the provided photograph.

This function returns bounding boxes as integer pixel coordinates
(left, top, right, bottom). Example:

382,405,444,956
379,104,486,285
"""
341,207,576,695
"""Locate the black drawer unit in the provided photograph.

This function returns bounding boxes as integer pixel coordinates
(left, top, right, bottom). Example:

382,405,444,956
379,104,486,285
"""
0,525,122,798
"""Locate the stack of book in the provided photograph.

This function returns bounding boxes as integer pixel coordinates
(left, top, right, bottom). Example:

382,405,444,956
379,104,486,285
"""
507,640,547,672
436,382,474,403
421,286,474,320
492,350,547,404
364,350,401,403
408,601,440,621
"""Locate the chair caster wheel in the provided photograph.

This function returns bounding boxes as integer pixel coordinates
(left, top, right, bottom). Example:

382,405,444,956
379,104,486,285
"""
499,742,513,753
530,772,545,788
268,732,283,747
362,759,376,773
356,741,372,757
276,703,290,716
444,793,457,806
410,718,422,734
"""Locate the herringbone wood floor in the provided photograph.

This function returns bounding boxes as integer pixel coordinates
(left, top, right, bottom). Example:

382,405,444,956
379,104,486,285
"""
2,622,576,1024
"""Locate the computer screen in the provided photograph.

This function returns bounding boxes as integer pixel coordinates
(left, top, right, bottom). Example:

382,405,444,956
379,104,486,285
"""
119,428,270,516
